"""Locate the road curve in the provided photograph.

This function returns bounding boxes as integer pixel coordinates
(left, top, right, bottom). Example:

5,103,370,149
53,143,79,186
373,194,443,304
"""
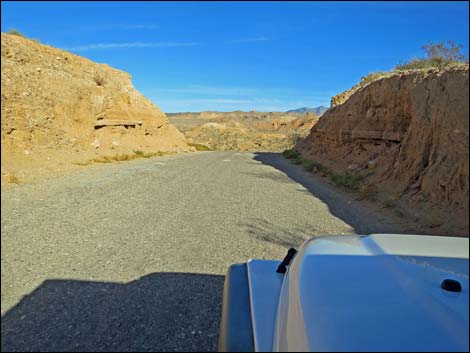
1,151,407,351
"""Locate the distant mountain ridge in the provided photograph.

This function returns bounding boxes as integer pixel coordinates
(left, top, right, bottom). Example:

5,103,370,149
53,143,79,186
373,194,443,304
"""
286,106,329,116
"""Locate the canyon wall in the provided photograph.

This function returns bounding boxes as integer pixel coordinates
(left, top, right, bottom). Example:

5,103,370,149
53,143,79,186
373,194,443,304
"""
298,65,469,235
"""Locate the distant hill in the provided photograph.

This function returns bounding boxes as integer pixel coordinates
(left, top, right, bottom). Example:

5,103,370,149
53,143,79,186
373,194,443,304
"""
167,110,320,152
286,106,329,116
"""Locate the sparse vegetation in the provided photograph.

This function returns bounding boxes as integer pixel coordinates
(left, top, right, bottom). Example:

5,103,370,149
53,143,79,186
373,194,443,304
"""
188,143,211,151
74,160,92,166
302,159,331,176
6,28,38,42
75,151,170,166
8,174,20,184
284,151,367,191
142,151,167,158
114,153,134,162
356,183,378,201
288,132,304,146
394,209,405,218
330,171,364,191
313,161,330,176
360,71,389,85
282,149,300,159
352,41,468,93
422,40,467,62
7,29,24,37
302,160,316,172
382,198,395,209
395,40,467,70
92,155,114,163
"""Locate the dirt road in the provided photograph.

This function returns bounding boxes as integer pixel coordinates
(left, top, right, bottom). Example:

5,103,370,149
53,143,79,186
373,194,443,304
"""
1,152,410,351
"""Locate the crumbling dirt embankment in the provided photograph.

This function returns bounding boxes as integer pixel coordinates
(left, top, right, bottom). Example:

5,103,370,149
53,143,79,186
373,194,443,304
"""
297,65,469,236
1,33,190,184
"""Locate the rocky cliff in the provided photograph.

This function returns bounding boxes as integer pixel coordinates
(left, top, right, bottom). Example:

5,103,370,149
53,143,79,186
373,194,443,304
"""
298,65,469,235
1,33,189,183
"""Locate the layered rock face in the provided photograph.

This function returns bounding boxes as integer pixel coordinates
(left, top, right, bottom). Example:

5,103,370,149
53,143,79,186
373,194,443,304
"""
298,65,469,235
169,111,318,152
1,33,189,183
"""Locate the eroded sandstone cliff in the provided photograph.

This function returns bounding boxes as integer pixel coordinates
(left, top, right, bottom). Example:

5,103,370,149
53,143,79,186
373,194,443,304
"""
298,65,469,235
1,33,189,183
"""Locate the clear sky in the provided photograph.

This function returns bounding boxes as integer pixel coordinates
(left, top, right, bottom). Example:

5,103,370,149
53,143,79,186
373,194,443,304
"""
1,1,469,112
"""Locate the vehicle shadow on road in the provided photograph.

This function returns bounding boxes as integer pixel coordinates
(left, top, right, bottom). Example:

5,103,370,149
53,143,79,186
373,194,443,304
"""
252,152,408,237
1,273,224,352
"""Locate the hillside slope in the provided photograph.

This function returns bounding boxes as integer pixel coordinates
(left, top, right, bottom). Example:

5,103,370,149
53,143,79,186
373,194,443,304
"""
168,111,319,151
297,65,469,235
1,33,189,184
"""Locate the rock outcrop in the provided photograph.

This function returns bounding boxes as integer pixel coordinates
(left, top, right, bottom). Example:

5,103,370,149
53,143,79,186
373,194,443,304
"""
298,65,469,235
1,33,189,183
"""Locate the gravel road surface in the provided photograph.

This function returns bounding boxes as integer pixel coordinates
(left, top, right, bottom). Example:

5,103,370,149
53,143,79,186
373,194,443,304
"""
1,151,409,351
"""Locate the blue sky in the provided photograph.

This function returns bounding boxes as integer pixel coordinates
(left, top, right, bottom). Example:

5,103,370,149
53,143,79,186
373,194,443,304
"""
2,1,469,112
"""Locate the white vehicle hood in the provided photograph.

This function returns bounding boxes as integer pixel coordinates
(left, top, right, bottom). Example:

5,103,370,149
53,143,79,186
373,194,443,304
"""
249,234,469,352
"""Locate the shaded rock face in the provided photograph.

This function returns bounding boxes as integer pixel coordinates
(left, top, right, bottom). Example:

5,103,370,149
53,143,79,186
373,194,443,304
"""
169,111,318,152
298,66,469,234
1,33,189,183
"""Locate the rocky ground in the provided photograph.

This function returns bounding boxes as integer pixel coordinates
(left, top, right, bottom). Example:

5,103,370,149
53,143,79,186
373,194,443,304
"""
168,111,318,152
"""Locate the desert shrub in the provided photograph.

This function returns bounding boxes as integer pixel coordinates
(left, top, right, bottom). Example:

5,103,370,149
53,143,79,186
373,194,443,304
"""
302,160,316,172
382,198,395,209
360,71,388,84
143,151,165,158
395,40,467,70
395,57,450,70
302,159,324,173
310,160,328,173
8,174,19,184
422,40,466,62
282,149,300,159
188,143,211,151
92,156,112,163
80,151,171,166
7,29,24,37
330,171,364,191
113,153,132,161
